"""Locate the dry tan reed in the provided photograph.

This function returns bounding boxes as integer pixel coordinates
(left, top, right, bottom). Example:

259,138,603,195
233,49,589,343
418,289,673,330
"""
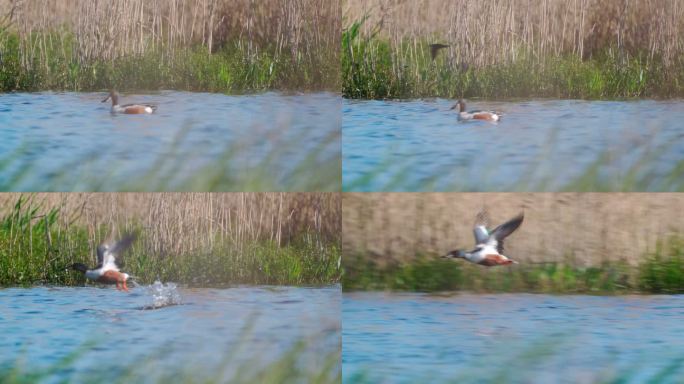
343,193,684,266
0,0,339,65
345,0,684,67
0,192,340,256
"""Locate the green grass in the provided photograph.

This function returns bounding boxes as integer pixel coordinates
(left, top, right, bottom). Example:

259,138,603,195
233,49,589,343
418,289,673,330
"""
342,22,684,99
0,196,340,287
0,32,336,93
343,236,684,293
638,236,684,293
0,122,341,192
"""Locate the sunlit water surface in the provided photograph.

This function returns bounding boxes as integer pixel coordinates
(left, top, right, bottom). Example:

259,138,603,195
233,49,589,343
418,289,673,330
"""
0,285,340,381
343,99,684,191
0,91,340,191
343,292,684,383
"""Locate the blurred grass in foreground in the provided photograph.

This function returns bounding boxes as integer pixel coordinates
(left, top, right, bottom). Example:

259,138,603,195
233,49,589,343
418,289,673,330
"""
0,121,340,192
0,196,340,287
343,120,684,192
343,235,684,293
1,329,340,384
345,335,684,384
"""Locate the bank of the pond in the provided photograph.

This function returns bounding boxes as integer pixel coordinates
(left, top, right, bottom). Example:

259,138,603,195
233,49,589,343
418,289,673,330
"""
0,33,336,93
342,25,684,99
343,236,684,293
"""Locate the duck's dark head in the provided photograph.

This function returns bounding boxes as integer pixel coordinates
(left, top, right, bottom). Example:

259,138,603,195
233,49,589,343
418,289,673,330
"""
101,91,118,105
70,263,88,273
450,99,465,113
441,249,465,259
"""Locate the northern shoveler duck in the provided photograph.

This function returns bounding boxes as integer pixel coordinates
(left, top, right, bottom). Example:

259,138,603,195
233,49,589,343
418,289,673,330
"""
102,91,157,114
451,99,501,122
70,234,136,291
429,43,449,61
442,211,524,266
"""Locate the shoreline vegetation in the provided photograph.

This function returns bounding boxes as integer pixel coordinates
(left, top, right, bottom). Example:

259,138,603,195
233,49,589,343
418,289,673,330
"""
0,0,339,92
0,194,341,287
343,0,684,99
343,235,684,293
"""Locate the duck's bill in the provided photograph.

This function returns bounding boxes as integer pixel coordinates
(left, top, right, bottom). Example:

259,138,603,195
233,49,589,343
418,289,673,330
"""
101,96,110,102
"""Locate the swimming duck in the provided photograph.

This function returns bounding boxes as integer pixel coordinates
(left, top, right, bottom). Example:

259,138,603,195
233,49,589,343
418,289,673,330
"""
102,91,157,114
442,211,524,266
451,99,501,122
70,234,136,291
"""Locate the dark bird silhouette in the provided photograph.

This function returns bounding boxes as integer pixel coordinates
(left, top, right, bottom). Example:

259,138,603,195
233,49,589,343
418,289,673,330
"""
429,43,449,61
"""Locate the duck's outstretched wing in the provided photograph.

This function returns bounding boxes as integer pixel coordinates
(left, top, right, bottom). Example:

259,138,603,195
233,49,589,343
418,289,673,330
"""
97,234,136,271
473,226,489,245
472,209,490,244
487,212,524,254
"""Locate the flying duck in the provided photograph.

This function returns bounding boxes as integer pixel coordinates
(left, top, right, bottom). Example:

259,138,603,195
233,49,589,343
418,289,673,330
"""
70,234,136,291
429,43,449,60
102,91,157,114
442,211,524,266
450,99,501,122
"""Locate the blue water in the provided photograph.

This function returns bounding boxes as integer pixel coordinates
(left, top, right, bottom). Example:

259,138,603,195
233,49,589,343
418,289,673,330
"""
0,284,340,382
342,99,684,191
343,292,684,383
0,91,340,191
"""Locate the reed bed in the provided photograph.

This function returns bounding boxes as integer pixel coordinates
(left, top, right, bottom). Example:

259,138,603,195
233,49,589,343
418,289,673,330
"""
343,0,684,98
0,0,340,91
0,193,341,286
342,193,684,293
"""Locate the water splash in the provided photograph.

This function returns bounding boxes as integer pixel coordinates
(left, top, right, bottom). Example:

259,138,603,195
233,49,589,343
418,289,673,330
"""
141,280,182,310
